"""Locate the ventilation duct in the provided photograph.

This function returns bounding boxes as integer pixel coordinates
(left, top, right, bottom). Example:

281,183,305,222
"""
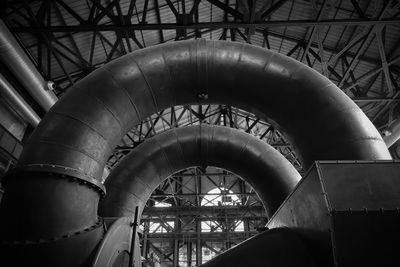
100,125,302,219
0,39,390,266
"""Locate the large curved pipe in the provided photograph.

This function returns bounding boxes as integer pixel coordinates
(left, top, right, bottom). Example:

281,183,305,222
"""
0,39,390,265
13,39,390,181
100,125,301,218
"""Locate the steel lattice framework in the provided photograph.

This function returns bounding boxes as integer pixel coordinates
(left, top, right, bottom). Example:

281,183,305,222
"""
141,166,266,266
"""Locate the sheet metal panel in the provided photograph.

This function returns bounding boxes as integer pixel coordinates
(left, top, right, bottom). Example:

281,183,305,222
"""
267,164,334,266
317,161,400,211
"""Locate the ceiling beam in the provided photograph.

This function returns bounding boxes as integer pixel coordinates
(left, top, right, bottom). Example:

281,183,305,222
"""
10,18,400,33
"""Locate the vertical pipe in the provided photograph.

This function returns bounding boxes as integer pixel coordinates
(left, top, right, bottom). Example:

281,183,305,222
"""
196,226,202,266
187,241,192,266
196,173,202,266
142,222,149,261
173,216,180,267
129,206,139,267
173,240,179,267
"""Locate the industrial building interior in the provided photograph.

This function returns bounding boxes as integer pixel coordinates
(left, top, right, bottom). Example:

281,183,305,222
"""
0,0,400,266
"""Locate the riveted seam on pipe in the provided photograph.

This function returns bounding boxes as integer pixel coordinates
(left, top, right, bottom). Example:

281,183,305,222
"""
288,62,307,80
128,55,160,112
160,48,177,106
237,43,247,65
173,127,189,168
101,67,143,123
198,124,206,168
209,123,216,158
238,132,257,159
201,124,211,167
23,139,109,167
196,38,209,100
128,175,154,199
47,110,114,153
0,220,104,245
154,135,175,177
74,84,126,134
107,184,146,204
3,164,106,196
262,49,278,73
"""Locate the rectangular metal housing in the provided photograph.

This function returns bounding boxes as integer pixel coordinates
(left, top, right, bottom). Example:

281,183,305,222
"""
267,161,400,267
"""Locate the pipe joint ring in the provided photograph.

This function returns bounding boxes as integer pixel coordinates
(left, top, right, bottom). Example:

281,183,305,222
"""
0,219,104,245
196,38,209,101
3,164,106,199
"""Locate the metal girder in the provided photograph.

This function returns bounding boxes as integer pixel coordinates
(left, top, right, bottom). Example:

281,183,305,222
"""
338,0,393,88
343,56,400,93
145,231,259,241
206,0,244,20
10,18,400,33
376,25,394,93
139,165,267,262
142,205,264,217
300,0,329,63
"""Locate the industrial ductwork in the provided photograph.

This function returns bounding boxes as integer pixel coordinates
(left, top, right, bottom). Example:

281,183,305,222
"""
100,124,301,219
96,124,301,267
0,19,57,111
0,39,390,266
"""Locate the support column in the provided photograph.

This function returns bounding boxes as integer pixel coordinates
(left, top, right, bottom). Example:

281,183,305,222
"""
173,239,179,267
187,241,192,266
196,237,202,265
244,219,251,238
196,169,202,266
142,221,149,260
173,215,180,267
224,203,230,250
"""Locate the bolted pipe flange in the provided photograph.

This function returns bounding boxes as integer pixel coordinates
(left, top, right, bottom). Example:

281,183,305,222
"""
0,218,104,245
2,164,106,199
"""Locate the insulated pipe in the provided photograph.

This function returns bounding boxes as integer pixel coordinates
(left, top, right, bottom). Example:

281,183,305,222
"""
0,40,391,265
0,19,58,111
0,73,40,127
100,125,302,218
